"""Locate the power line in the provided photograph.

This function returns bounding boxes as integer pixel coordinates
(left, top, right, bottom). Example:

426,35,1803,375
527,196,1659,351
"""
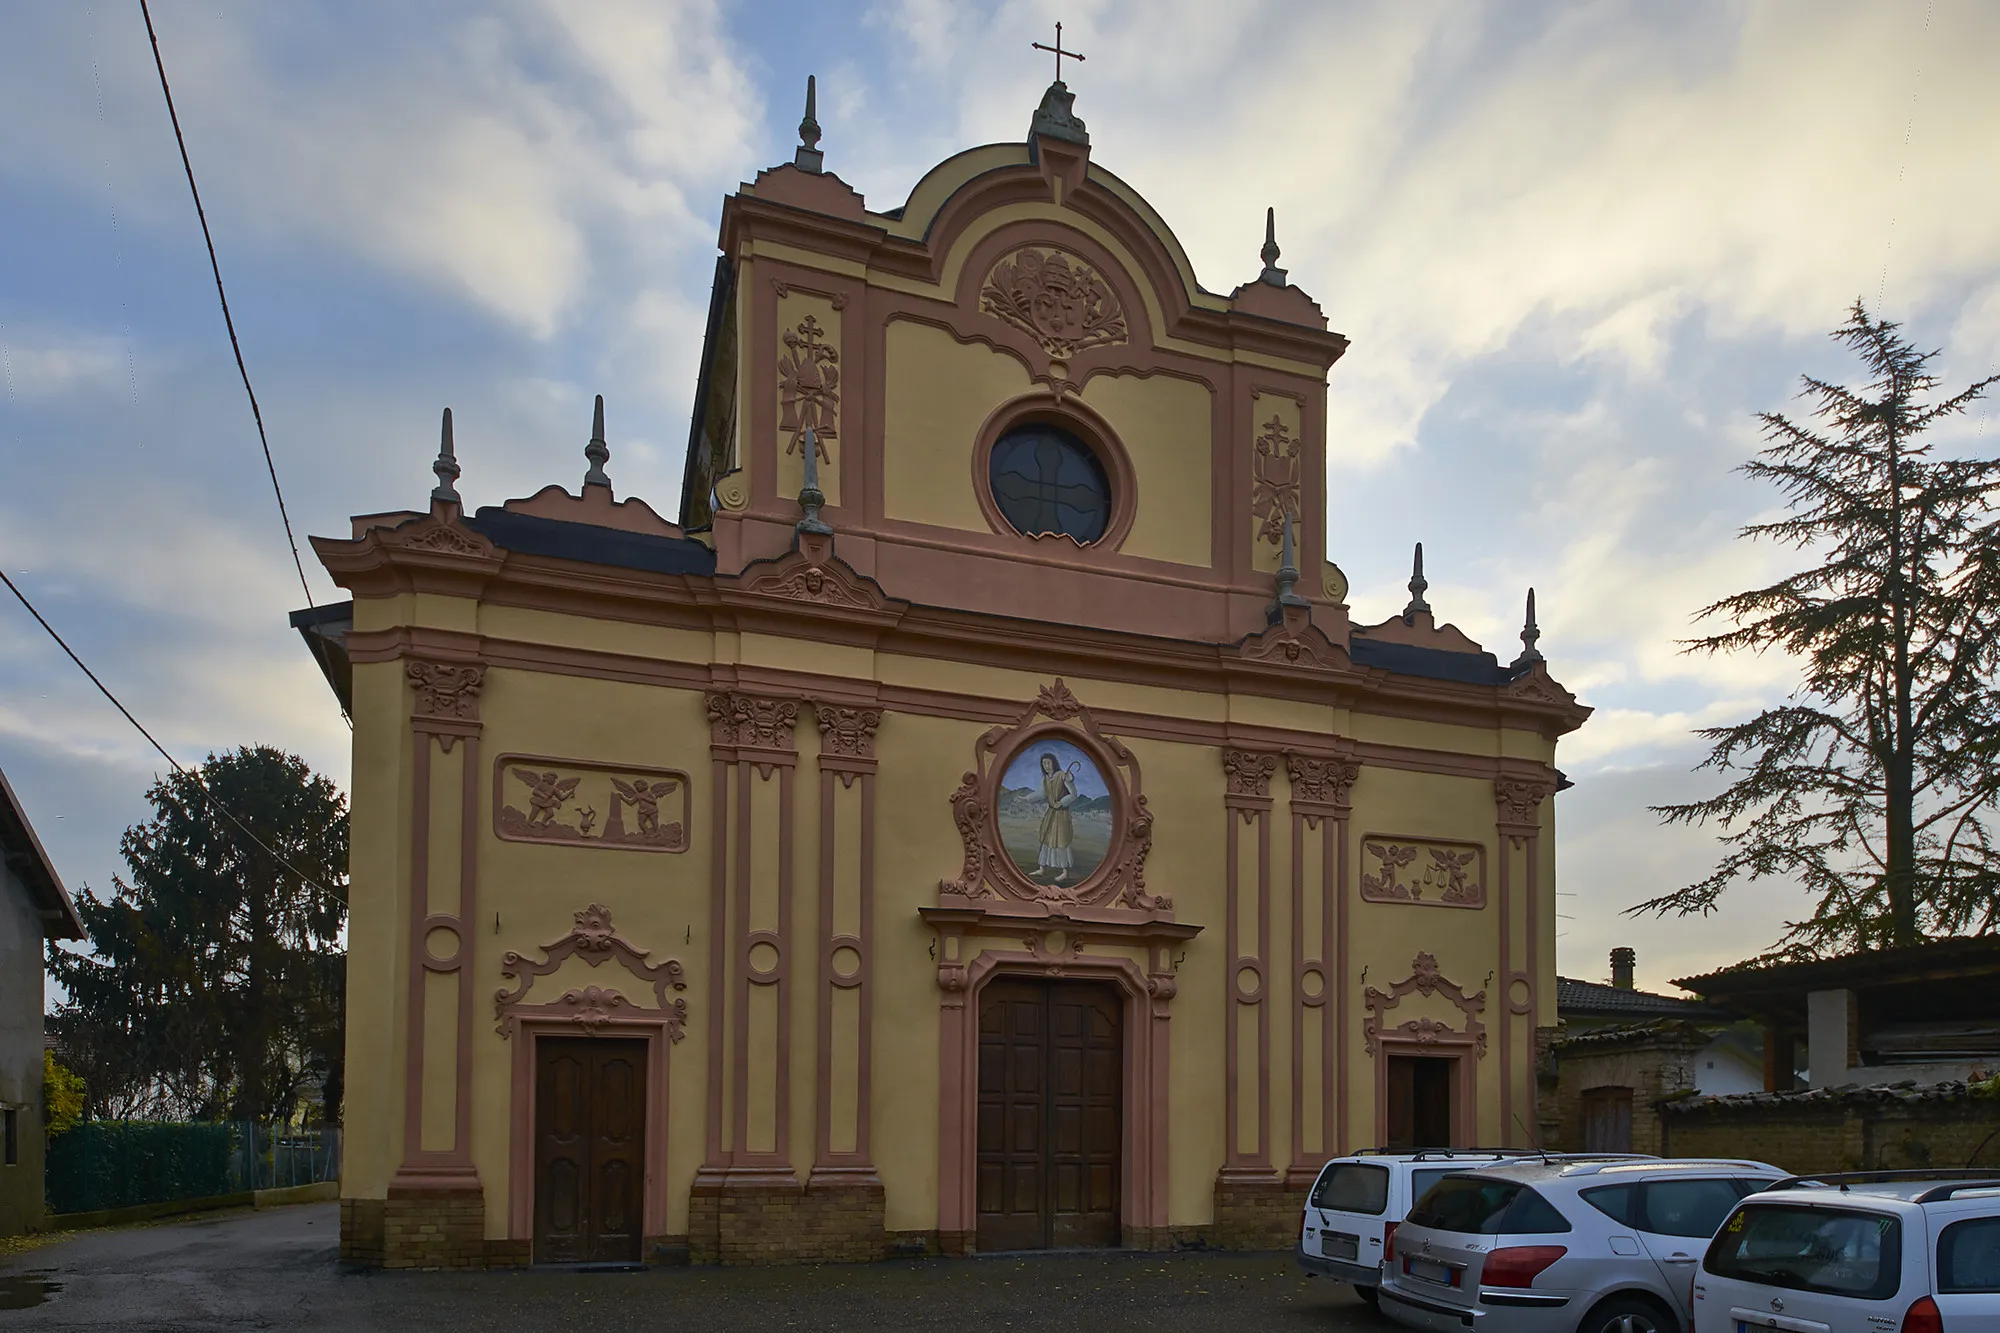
136,0,349,730
2,566,345,905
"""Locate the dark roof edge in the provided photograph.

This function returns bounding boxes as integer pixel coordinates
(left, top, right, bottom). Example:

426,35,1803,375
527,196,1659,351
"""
0,766,83,939
1674,936,2000,996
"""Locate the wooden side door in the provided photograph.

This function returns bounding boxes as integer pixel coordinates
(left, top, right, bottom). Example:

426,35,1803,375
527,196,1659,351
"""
534,1036,647,1263
976,980,1123,1251
1581,1086,1633,1153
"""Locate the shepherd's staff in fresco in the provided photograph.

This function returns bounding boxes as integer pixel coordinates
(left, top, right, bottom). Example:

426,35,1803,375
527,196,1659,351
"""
1032,753,1082,885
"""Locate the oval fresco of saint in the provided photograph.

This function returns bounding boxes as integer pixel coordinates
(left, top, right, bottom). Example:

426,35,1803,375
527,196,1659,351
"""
997,736,1114,888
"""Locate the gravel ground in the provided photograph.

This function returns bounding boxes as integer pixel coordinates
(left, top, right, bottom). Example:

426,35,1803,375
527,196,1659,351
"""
0,1203,1387,1332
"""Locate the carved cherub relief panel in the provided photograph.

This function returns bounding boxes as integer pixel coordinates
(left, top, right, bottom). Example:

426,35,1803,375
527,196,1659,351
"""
493,753,691,853
1358,835,1487,908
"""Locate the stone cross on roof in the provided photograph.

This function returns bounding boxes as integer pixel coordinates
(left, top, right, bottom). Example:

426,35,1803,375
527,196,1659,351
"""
1031,21,1085,83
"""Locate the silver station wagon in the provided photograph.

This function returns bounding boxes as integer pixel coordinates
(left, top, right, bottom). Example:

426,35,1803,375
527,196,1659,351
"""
1378,1157,1787,1333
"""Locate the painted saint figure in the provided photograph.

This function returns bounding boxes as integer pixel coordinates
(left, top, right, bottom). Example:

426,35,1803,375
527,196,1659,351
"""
1032,752,1080,884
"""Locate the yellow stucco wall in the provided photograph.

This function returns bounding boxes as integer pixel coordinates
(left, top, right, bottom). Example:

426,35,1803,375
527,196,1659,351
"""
881,318,1029,532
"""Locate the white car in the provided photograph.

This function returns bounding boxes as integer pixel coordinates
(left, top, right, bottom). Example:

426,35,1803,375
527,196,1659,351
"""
1696,1170,2000,1333
1298,1150,1647,1304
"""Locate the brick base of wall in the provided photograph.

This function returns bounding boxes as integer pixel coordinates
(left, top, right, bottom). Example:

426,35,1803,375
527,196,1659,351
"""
381,1185,487,1270
339,1197,386,1267
1210,1175,1307,1251
690,1172,889,1265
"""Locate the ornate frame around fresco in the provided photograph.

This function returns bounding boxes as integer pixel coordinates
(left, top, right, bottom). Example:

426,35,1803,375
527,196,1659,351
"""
938,678,1163,913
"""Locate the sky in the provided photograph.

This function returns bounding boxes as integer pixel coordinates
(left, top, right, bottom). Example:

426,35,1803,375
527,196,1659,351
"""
3,0,1999,997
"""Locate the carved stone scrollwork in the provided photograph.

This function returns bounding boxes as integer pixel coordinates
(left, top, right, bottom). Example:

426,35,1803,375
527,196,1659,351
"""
1286,753,1360,812
1222,749,1278,802
1251,414,1302,550
494,903,688,1040
705,691,799,751
815,704,882,761
407,661,484,721
935,677,1164,914
384,518,497,558
1494,775,1557,838
777,313,839,462
979,248,1129,361
1363,952,1487,1058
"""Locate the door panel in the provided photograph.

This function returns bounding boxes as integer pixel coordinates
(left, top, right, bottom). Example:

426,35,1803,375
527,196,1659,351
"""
534,1036,647,1264
975,980,1122,1251
1386,1055,1457,1149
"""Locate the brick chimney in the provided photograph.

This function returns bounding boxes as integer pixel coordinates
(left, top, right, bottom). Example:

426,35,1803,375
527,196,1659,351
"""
1610,947,1636,990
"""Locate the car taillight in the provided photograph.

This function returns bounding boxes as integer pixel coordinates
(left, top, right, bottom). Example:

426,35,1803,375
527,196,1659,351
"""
1901,1296,1942,1333
1480,1246,1567,1288
1384,1222,1398,1258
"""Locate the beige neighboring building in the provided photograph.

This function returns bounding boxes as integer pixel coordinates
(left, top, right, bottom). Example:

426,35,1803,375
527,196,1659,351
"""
0,767,84,1235
300,77,1590,1268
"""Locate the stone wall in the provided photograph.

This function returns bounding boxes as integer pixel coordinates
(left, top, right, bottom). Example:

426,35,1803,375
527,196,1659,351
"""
1662,1081,2000,1175
690,1176,888,1266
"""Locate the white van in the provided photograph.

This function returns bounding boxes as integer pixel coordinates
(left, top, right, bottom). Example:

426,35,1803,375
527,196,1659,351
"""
1298,1151,1566,1302
1696,1171,2000,1333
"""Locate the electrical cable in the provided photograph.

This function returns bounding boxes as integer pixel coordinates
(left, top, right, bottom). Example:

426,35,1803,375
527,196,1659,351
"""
2,566,345,905
136,0,350,729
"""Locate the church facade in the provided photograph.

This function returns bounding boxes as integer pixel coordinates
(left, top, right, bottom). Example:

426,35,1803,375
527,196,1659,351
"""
304,78,1588,1268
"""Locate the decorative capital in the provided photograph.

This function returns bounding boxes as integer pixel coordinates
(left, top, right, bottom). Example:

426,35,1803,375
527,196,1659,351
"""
705,691,799,753
1494,775,1557,833
1222,749,1278,802
407,660,484,723
815,702,883,762
1285,753,1360,811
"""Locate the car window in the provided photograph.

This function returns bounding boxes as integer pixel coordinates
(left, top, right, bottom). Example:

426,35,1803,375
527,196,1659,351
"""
1408,1177,1520,1233
1503,1188,1574,1235
1411,1168,1457,1208
1938,1217,2000,1294
1641,1179,1745,1238
1312,1163,1389,1215
1703,1204,1902,1301
1582,1184,1637,1226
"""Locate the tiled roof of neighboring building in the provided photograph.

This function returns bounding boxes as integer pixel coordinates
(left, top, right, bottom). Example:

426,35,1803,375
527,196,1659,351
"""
1557,975,1727,1020
1661,1077,1996,1115
0,765,83,939
1555,1018,1714,1053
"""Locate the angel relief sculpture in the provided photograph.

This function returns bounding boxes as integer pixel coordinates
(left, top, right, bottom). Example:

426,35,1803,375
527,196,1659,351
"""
495,756,689,853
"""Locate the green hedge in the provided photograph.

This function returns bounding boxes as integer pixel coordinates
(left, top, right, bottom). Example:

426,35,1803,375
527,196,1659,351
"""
45,1121,233,1215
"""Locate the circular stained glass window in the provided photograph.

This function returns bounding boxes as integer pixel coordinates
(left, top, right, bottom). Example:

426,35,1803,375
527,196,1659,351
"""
989,422,1112,544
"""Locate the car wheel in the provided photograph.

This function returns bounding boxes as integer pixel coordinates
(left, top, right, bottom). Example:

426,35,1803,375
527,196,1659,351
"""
1352,1285,1379,1306
1578,1295,1676,1333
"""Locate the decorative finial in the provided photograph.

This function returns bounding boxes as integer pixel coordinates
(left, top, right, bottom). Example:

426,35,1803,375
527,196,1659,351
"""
1403,541,1431,621
1513,587,1544,667
1268,509,1308,621
1259,207,1287,287
796,426,832,536
583,394,611,490
794,75,824,173
430,407,460,507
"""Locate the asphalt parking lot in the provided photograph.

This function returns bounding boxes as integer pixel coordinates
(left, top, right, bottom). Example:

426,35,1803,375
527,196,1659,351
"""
0,1203,1387,1332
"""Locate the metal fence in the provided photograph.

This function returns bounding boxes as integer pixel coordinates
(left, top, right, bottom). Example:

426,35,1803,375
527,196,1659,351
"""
46,1121,341,1215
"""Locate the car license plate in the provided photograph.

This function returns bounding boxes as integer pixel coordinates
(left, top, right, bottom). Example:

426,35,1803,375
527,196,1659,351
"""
1409,1257,1452,1285
1323,1232,1358,1261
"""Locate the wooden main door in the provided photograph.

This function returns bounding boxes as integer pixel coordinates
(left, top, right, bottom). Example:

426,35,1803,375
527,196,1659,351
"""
534,1036,647,1264
976,979,1122,1251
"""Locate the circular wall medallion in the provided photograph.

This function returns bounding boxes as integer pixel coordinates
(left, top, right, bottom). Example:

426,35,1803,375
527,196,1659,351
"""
988,422,1112,544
